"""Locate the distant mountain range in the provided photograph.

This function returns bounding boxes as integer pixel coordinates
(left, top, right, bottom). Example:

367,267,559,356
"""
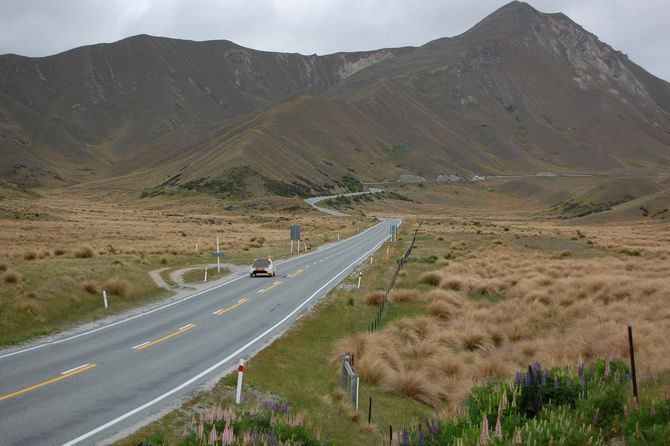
1,1,669,197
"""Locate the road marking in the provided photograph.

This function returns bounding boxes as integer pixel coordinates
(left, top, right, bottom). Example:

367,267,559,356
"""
213,298,250,315
59,363,94,376
258,281,282,294
133,324,197,351
287,269,304,278
0,220,392,361
0,363,96,402
62,231,392,446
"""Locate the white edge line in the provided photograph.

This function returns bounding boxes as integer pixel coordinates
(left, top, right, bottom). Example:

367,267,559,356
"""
131,342,150,350
62,232,391,446
60,363,93,375
212,310,221,315
178,324,194,331
0,219,396,361
238,298,247,303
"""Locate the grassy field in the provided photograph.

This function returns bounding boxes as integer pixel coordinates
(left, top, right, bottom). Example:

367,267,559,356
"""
116,210,670,445
0,188,372,346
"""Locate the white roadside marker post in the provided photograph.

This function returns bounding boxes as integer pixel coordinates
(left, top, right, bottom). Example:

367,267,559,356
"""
204,267,208,283
387,245,390,255
297,239,300,254
357,272,362,289
235,359,245,405
216,236,221,273
370,255,374,264
338,233,340,241
103,290,108,309
195,243,198,254
290,239,294,254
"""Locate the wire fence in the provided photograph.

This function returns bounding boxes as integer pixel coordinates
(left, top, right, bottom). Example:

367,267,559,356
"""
367,221,422,333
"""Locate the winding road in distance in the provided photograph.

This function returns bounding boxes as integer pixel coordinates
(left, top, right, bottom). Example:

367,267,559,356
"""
0,200,399,445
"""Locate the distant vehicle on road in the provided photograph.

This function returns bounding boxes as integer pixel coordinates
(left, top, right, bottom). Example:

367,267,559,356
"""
250,258,276,277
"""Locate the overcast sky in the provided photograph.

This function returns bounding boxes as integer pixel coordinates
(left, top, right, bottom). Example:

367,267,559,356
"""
1,0,668,81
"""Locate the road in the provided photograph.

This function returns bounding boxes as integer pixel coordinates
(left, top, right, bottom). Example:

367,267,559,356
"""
304,188,382,216
0,217,400,445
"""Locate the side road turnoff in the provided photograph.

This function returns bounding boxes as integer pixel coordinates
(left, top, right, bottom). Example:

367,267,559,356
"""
0,217,400,445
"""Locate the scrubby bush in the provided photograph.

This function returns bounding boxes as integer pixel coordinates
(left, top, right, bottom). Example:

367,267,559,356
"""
419,271,442,286
104,277,133,297
83,282,98,294
74,245,95,259
365,291,385,305
4,270,21,283
23,251,37,260
53,248,66,256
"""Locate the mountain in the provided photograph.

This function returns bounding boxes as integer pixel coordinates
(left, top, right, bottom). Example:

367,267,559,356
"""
1,2,669,196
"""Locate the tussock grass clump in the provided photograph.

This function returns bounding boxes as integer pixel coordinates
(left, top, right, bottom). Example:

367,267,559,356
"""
74,245,95,259
389,289,419,302
23,251,37,260
104,277,133,297
4,269,21,283
53,248,66,256
83,281,98,294
418,271,442,286
364,291,385,305
0,262,7,271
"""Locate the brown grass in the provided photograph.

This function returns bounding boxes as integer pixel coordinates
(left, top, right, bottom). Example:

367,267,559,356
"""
83,281,98,294
4,270,20,283
74,245,95,259
418,271,441,286
364,291,385,305
104,277,133,297
388,289,419,302
333,218,670,411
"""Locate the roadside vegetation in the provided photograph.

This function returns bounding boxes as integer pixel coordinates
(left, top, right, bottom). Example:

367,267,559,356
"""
0,189,371,347
119,216,670,445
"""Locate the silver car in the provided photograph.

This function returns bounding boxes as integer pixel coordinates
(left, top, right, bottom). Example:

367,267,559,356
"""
249,258,276,277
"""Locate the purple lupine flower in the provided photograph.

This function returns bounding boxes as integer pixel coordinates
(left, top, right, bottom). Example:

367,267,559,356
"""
419,431,426,446
514,372,523,386
480,415,490,445
495,415,502,438
269,430,277,446
532,362,541,373
525,370,532,386
541,369,548,386
429,419,440,437
273,402,279,412
402,427,409,446
281,402,289,414
578,364,585,378
580,375,586,387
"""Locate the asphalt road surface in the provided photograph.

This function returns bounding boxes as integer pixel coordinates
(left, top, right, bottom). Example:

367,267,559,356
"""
0,217,400,445
304,188,382,216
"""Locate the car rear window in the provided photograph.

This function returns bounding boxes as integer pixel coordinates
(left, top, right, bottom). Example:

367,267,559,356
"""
252,259,271,267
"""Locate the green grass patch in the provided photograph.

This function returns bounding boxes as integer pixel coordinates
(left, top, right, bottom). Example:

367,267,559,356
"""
467,293,506,303
182,266,230,284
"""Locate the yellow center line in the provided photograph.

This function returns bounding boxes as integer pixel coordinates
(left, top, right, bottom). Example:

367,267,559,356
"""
258,280,282,294
287,269,304,278
0,363,97,402
213,298,250,315
134,324,197,351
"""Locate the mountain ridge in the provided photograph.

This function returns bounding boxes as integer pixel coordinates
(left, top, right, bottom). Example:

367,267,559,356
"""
1,1,669,196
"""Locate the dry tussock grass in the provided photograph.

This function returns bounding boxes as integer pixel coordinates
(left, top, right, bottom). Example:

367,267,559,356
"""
4,270,20,283
364,291,385,305
104,277,133,297
334,220,670,409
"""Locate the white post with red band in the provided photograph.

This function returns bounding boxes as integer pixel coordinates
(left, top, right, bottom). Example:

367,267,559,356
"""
357,272,362,289
235,359,244,404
